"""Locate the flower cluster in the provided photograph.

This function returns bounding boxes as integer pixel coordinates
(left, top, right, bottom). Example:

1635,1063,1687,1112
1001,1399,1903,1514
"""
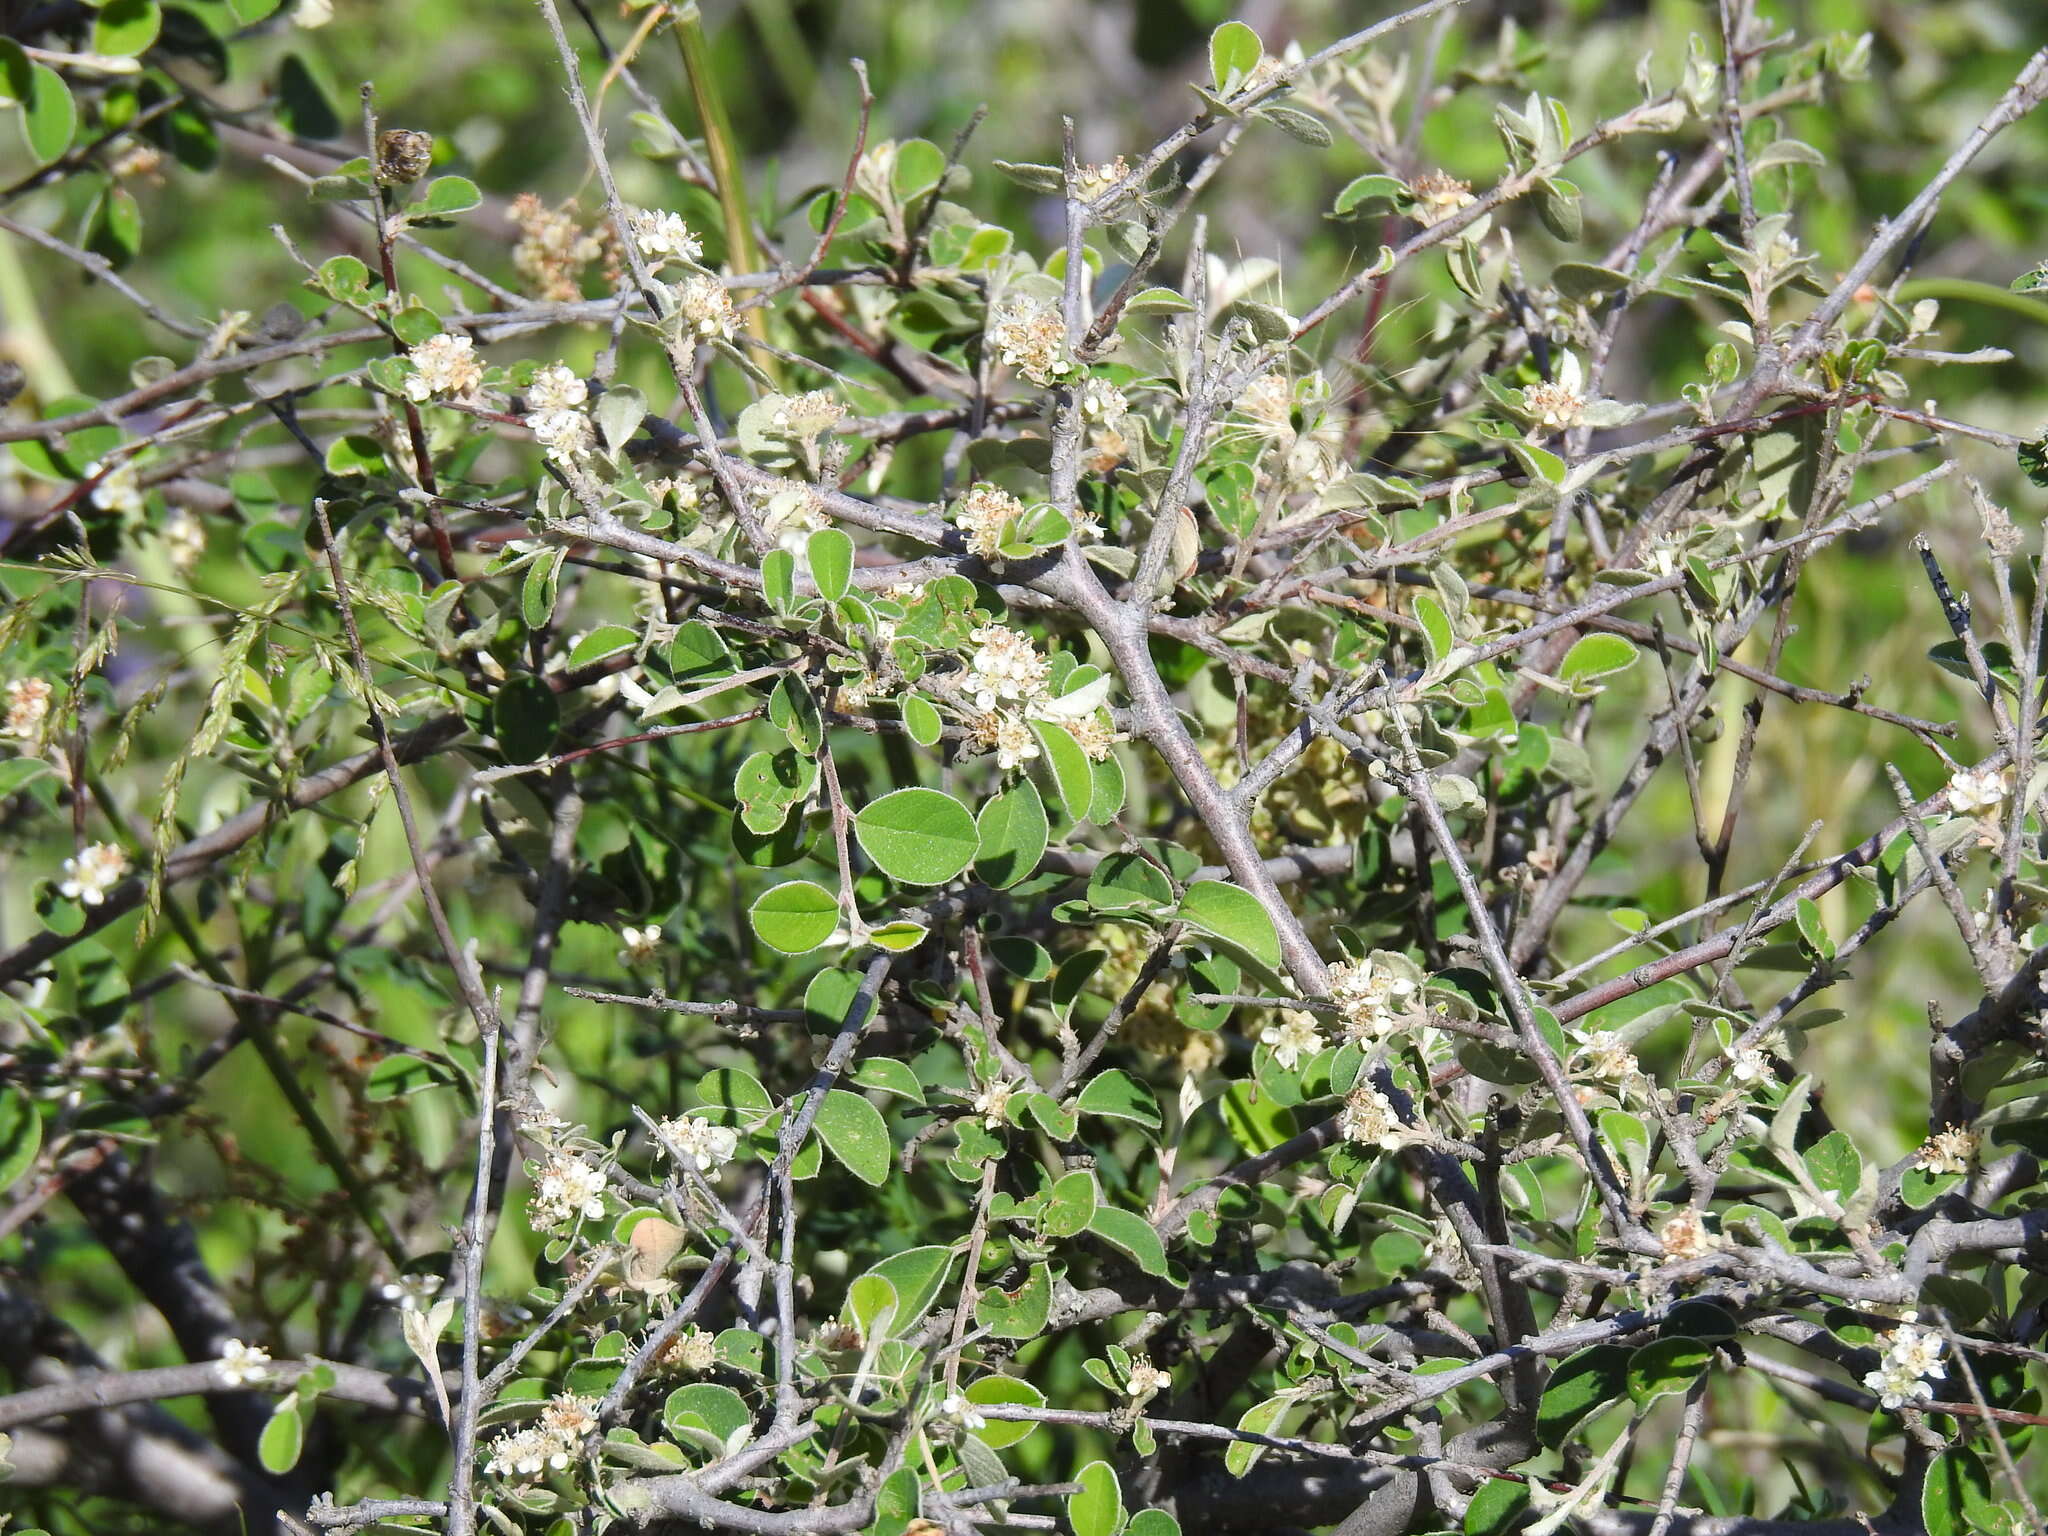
1340,1082,1405,1149
625,207,703,268
1073,156,1130,203
529,1155,607,1230
671,274,737,341
1325,955,1417,1043
4,678,51,741
511,194,605,301
987,295,1073,386
952,482,1025,560
1575,1030,1640,1083
966,624,1051,710
1861,1313,1946,1411
964,708,1040,772
402,332,482,402
972,1081,1014,1128
1259,1010,1322,1071
85,458,143,516
1521,352,1588,435
661,1325,718,1374
1657,1206,1721,1260
657,1114,740,1173
215,1339,273,1387
1913,1125,1979,1176
59,843,129,906
768,389,844,439
482,1394,599,1481
523,363,594,464
1408,170,1476,227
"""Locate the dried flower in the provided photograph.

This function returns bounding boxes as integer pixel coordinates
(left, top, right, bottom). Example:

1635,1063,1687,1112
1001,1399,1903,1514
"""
403,332,482,403
4,679,52,741
972,1081,1014,1129
511,194,605,302
1073,156,1131,203
657,1115,740,1173
625,208,703,268
1656,1206,1720,1259
1913,1125,1979,1177
541,1393,600,1441
987,296,1073,386
1521,352,1587,435
1409,170,1475,227
59,843,129,906
215,1339,273,1387
1862,1312,1946,1411
952,482,1025,561
1259,1010,1322,1071
661,1325,718,1373
671,274,737,341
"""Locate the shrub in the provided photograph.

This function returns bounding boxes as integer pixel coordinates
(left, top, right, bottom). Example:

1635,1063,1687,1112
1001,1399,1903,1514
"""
1,2,2046,1534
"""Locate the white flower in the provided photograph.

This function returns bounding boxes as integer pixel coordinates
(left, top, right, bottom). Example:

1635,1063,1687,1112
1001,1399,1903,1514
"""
59,843,129,906
1064,714,1120,762
1125,1358,1171,1397
1726,1045,1772,1083
1339,1083,1405,1150
972,1082,1014,1129
1522,352,1586,434
4,679,52,741
964,708,1040,772
1913,1125,1979,1177
671,274,736,341
662,1325,718,1373
1656,1206,1720,1259
163,508,206,573
987,296,1073,386
1862,1313,1947,1411
483,1425,557,1480
1575,1029,1639,1083
1073,156,1131,203
952,482,1025,561
769,389,844,439
1326,956,1418,1043
657,1115,740,1173
294,0,333,26
84,458,144,516
378,1273,446,1312
626,208,703,268
215,1339,273,1387
402,332,483,402
966,625,1050,711
617,925,662,966
1946,765,2008,816
526,363,588,414
541,1393,600,1441
940,1393,987,1430
526,406,594,464
529,1156,608,1230
1259,1010,1321,1071
1409,170,1475,227
1078,377,1128,423
1238,373,1294,430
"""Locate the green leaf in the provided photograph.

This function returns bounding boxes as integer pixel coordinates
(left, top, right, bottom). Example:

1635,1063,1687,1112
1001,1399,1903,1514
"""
417,176,481,217
1087,1206,1168,1276
851,1058,925,1104
1794,896,1836,963
1075,1069,1162,1130
364,1054,460,1101
257,1394,307,1474
964,1375,1043,1449
1332,173,1408,217
1923,1449,1994,1536
976,1262,1052,1339
569,626,637,666
392,305,443,347
1219,1079,1296,1154
1464,1478,1531,1536
1123,286,1195,315
1127,1515,1181,1536
1068,1460,1123,1536
1558,633,1637,689
1033,720,1094,819
1804,1130,1862,1202
522,547,565,628
7,51,76,166
867,920,928,953
94,0,163,57
762,549,796,613
748,880,841,954
1627,1336,1711,1407
664,1382,750,1445
323,434,388,477
900,694,942,747
1209,20,1262,94
844,1274,900,1340
853,788,978,886
807,527,853,603
1041,1169,1098,1238
1225,1394,1292,1477
1537,1345,1633,1447
812,1089,890,1186
864,1246,953,1327
697,1067,774,1116
975,779,1049,889
892,137,947,198
491,676,559,763
0,1087,42,1195
1177,881,1281,972
1089,753,1127,823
